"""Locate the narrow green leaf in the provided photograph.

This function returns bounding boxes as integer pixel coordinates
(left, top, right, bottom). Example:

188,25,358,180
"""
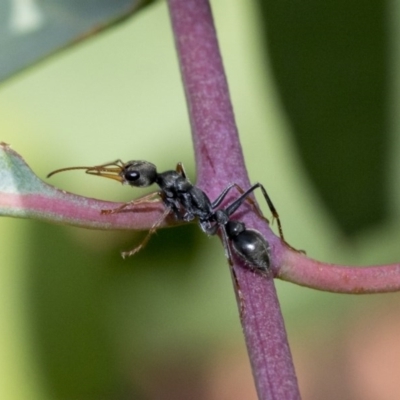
0,0,155,82
257,0,388,234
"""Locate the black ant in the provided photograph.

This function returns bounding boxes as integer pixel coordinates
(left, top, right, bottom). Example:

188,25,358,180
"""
48,160,283,274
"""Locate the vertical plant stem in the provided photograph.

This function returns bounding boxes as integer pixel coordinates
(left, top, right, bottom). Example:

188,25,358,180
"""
167,0,301,398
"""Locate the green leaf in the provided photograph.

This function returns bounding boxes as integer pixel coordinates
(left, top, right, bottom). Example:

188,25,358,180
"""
257,0,388,235
0,0,155,82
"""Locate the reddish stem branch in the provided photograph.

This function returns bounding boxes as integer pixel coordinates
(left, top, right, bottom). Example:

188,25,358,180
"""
280,249,400,293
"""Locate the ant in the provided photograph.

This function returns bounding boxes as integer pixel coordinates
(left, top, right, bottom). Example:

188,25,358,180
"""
48,160,284,274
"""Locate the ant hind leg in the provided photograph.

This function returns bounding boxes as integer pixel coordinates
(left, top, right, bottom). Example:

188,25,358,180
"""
223,183,301,252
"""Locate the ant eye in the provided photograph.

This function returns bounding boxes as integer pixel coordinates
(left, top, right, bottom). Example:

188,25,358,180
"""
124,170,140,182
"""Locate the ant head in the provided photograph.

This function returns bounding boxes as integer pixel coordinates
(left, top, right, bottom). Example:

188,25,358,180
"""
47,159,158,187
121,161,158,187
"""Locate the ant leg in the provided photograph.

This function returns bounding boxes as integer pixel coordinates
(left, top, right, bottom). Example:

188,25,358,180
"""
257,184,285,241
205,181,258,216
121,207,171,258
214,183,267,220
175,162,189,180
211,183,268,224
237,183,285,242
101,192,161,215
210,183,239,209
257,185,304,253
220,226,234,265
231,265,245,317
226,183,302,252
220,227,246,315
224,183,285,242
224,184,264,217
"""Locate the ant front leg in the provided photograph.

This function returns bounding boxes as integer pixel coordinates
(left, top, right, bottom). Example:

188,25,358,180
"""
121,207,171,258
100,192,162,215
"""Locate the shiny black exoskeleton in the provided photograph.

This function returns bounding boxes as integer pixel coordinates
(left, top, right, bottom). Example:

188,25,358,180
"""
48,160,282,272
112,160,278,271
193,191,272,273
119,160,215,224
225,220,270,271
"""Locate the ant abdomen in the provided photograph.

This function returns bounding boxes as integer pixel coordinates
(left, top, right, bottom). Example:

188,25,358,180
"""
226,220,270,273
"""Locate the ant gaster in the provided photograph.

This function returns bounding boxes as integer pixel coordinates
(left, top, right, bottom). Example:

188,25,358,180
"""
48,160,283,273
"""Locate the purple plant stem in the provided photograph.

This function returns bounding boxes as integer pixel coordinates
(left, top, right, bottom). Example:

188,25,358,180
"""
167,0,300,398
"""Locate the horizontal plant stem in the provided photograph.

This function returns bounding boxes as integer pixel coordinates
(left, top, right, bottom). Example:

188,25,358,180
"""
280,249,400,293
0,191,169,230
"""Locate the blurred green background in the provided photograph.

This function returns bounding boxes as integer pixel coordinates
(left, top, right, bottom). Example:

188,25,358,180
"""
1,0,400,399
